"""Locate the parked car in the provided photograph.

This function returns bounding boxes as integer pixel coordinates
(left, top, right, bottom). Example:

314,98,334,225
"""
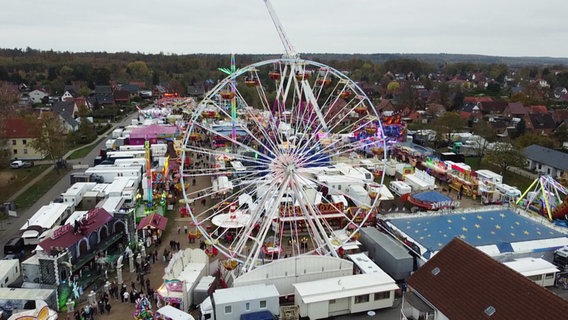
10,160,33,169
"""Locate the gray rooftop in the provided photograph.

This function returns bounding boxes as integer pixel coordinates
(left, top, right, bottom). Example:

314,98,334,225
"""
523,144,568,171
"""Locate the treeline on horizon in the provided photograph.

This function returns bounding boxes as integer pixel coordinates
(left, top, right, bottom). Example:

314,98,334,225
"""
2,47,568,97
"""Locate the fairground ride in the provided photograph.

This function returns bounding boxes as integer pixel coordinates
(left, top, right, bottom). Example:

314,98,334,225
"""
180,0,388,276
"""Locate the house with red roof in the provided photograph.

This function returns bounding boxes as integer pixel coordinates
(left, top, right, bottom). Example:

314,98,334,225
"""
402,238,568,320
503,102,528,118
3,117,44,160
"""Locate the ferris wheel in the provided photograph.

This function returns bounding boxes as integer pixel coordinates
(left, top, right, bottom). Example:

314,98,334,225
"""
180,57,387,274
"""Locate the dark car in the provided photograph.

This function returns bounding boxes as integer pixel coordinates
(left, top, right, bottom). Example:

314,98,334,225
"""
4,237,25,259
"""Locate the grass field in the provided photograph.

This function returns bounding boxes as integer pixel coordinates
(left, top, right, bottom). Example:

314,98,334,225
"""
13,168,70,208
0,165,52,203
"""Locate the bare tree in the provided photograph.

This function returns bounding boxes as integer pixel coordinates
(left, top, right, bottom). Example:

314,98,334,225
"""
0,82,19,167
27,112,67,170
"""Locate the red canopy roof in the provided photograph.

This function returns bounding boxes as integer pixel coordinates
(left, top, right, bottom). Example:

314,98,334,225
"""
137,213,168,230
39,208,113,251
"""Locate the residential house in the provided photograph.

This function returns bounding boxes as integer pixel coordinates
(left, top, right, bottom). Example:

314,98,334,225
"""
529,105,548,114
552,109,568,125
374,99,397,114
503,102,528,119
479,100,507,116
52,100,79,132
526,112,556,135
120,84,141,98
553,86,567,99
113,89,130,104
61,90,76,102
90,85,115,106
29,89,49,104
186,84,206,100
3,117,43,160
402,238,568,320
73,97,91,111
463,96,493,104
523,144,568,178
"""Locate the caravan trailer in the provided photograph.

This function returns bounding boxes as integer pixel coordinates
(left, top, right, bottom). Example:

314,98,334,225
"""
20,203,73,246
389,181,411,197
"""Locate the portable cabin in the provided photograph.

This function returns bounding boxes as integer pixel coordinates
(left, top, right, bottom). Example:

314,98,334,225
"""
201,284,279,320
293,273,398,320
358,227,414,281
0,259,21,288
503,258,559,287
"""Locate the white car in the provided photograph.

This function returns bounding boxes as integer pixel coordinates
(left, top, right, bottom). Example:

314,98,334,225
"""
10,160,33,169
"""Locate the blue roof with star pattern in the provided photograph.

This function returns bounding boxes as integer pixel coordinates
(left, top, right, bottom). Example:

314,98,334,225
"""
387,209,566,258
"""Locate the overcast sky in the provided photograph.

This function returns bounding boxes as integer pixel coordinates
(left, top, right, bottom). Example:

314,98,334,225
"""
2,0,567,58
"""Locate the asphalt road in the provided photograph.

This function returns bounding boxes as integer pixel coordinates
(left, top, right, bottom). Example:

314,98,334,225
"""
0,114,140,257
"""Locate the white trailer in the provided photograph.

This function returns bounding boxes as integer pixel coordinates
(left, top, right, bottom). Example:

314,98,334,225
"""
84,165,142,183
104,177,138,197
346,184,371,208
389,181,412,197
20,202,73,246
200,284,280,320
0,259,21,288
105,139,117,150
495,183,521,200
61,182,97,209
404,169,436,191
503,258,559,287
112,128,124,139
476,169,503,185
158,262,207,311
293,273,398,320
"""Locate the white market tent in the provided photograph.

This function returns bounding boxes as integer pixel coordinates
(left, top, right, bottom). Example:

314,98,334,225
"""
157,305,195,320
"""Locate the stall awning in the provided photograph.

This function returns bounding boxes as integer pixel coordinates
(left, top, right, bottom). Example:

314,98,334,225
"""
137,213,168,230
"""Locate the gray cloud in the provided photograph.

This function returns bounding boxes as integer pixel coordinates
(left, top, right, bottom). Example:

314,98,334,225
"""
1,0,567,57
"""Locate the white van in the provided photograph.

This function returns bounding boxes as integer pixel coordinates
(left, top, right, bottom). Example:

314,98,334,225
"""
389,181,411,197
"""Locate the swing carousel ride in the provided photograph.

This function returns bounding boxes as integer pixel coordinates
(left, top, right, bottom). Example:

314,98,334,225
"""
179,0,388,278
516,175,568,221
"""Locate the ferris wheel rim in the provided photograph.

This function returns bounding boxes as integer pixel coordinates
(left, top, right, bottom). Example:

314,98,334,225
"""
180,57,387,274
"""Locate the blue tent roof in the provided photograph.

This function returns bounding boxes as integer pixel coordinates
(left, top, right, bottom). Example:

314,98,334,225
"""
412,191,451,203
387,209,567,254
